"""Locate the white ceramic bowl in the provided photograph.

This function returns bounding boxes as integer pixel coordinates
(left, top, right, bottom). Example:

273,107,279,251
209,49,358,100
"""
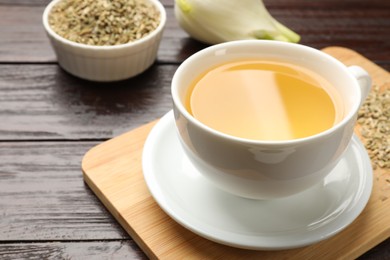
43,0,166,82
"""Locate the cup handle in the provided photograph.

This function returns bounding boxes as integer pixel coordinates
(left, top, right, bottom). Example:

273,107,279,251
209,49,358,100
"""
347,66,372,105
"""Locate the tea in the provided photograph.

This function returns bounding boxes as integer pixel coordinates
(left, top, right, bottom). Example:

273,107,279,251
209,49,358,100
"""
186,59,343,141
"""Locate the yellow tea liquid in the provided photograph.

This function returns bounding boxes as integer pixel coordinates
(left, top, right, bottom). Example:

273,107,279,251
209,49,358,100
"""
186,60,343,141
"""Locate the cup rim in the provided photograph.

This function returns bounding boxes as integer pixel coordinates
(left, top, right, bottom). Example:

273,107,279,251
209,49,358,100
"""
42,0,167,51
171,40,362,145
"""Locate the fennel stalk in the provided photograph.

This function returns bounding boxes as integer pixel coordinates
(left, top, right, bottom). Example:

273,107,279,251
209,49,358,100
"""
175,0,300,44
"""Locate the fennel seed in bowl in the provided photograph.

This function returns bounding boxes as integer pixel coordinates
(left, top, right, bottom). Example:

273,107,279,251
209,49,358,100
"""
48,0,160,46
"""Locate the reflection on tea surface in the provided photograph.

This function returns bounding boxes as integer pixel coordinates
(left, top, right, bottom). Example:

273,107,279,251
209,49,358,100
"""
186,60,343,141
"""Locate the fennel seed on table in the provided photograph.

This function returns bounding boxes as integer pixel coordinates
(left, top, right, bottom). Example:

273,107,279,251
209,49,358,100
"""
357,84,390,169
48,0,160,46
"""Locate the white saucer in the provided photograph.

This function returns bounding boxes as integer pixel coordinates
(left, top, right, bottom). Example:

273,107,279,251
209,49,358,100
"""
142,111,373,250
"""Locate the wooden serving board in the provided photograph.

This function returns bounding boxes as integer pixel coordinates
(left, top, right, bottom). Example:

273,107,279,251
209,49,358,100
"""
82,47,389,259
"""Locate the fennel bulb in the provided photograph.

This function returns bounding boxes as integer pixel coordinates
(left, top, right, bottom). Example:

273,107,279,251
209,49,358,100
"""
175,0,300,44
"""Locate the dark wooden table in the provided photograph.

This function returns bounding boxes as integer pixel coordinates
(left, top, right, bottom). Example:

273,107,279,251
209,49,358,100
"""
0,0,389,259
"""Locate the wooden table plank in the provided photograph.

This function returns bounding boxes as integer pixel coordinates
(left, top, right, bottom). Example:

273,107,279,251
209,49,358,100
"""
0,241,146,259
0,64,176,140
0,142,130,240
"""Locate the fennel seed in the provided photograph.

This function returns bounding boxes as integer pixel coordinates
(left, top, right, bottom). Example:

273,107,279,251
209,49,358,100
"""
357,84,390,169
48,0,160,46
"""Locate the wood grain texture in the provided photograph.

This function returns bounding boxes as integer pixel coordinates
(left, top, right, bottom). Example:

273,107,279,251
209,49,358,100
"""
82,48,390,259
0,64,175,140
0,141,131,240
0,241,146,259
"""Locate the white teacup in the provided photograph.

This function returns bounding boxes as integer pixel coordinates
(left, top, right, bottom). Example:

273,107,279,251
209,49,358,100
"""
171,40,371,200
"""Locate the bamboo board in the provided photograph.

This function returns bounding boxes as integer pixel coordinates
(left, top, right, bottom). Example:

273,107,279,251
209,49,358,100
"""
82,47,389,259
